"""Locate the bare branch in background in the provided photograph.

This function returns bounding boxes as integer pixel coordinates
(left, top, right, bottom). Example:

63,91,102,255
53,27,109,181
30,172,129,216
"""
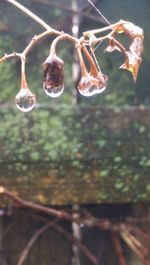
0,187,150,265
17,221,57,265
112,232,127,265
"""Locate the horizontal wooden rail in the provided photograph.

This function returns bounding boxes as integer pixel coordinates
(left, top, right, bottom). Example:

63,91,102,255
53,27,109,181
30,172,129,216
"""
0,105,149,205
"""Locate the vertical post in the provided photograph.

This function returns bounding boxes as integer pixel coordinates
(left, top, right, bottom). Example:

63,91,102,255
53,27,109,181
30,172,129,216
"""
71,1,81,263
72,205,81,265
0,212,6,265
72,0,80,103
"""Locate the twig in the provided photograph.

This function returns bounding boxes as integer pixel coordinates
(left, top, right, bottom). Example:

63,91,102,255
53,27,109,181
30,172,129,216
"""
6,0,51,30
112,232,127,265
0,221,15,241
0,1,128,63
83,20,125,36
121,229,150,265
0,52,22,63
53,223,99,265
0,187,74,222
17,220,57,265
131,226,150,245
28,213,99,265
22,30,61,56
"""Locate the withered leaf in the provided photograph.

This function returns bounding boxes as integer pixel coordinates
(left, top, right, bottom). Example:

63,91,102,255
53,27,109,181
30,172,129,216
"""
115,21,144,39
120,37,143,82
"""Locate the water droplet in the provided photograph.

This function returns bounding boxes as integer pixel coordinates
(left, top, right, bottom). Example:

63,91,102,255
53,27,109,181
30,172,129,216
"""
78,74,107,97
15,88,36,112
43,84,64,98
80,223,85,228
78,83,106,97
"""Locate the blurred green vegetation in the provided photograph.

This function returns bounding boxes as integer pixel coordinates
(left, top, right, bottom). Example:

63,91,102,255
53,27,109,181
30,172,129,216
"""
0,105,149,204
0,0,149,107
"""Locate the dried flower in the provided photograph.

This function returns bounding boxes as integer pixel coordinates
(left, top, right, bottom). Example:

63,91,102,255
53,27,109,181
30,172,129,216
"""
78,71,108,97
120,37,143,82
115,21,144,39
43,54,64,98
76,44,108,96
105,38,122,53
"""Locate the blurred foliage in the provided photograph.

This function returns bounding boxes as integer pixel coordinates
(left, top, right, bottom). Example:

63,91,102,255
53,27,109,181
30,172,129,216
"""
0,0,149,106
0,105,149,204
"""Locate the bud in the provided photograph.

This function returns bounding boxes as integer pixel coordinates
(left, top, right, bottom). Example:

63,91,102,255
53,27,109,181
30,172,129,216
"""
43,54,64,98
78,71,108,97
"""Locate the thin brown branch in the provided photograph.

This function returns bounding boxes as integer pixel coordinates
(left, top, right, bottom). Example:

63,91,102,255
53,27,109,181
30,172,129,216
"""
28,213,99,265
0,52,22,63
133,227,150,244
53,223,99,265
0,187,74,222
30,213,99,265
22,30,61,56
112,232,127,265
121,229,150,265
6,0,51,30
83,20,125,36
0,0,143,94
17,220,57,265
49,33,79,56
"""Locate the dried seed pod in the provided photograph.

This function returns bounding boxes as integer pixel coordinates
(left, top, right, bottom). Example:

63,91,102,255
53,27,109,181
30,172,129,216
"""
43,54,64,98
78,71,108,97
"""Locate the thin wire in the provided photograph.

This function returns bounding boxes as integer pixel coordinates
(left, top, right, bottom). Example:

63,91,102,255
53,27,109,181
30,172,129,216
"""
93,40,103,51
87,0,111,25
90,46,101,71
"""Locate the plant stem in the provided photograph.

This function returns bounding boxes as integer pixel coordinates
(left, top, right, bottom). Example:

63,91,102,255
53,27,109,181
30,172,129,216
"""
6,0,52,30
22,30,59,56
49,33,79,56
0,52,21,63
83,19,126,36
20,57,28,89
76,45,88,76
81,44,98,76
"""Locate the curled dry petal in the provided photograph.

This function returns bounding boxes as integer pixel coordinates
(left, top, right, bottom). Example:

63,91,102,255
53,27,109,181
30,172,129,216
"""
115,21,144,39
115,21,144,82
105,38,122,53
43,54,64,98
78,71,108,97
120,37,143,82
